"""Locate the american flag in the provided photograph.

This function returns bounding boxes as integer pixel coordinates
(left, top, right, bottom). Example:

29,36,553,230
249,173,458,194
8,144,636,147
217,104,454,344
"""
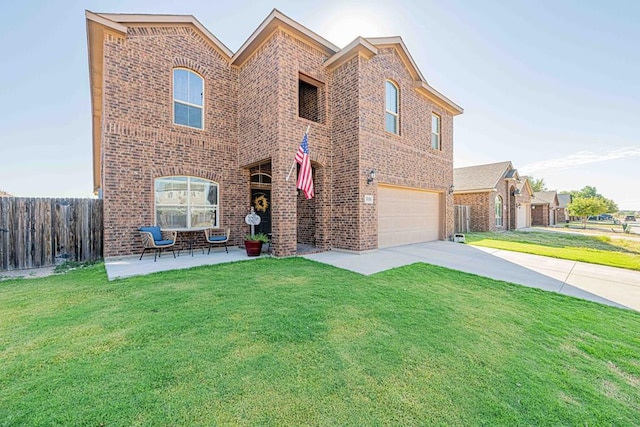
295,132,314,199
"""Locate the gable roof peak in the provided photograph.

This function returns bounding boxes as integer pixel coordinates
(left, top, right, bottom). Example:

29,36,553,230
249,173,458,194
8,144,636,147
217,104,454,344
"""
231,8,339,66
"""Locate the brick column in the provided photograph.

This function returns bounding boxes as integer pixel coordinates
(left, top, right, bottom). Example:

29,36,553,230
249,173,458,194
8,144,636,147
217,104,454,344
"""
271,154,297,257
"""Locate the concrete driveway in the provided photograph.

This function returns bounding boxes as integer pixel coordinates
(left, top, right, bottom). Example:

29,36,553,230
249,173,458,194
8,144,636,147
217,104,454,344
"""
304,241,640,312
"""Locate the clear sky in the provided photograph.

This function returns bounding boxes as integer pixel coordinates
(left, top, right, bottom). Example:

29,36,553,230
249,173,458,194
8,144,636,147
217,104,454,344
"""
1,0,639,209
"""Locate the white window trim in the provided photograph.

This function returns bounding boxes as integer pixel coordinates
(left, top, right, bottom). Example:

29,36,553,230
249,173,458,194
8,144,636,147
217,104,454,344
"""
495,195,503,227
385,80,399,135
155,176,219,230
173,68,204,130
432,113,441,150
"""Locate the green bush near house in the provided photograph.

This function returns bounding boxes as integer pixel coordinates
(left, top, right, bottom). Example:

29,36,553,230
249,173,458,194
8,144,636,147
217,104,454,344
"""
1,259,639,425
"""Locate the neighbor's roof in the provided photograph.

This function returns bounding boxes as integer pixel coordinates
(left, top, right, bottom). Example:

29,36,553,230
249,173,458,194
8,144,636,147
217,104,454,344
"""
453,161,514,193
557,193,571,208
533,191,559,206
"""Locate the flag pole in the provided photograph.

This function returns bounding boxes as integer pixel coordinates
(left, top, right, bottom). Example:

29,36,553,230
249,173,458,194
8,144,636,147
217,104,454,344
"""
285,161,296,182
286,125,310,181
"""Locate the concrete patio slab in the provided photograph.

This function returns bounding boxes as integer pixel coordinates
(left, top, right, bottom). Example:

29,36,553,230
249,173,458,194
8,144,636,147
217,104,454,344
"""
105,246,260,280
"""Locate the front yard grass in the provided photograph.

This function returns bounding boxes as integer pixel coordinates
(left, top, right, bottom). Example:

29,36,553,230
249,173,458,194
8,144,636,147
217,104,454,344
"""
1,259,639,426
465,231,640,270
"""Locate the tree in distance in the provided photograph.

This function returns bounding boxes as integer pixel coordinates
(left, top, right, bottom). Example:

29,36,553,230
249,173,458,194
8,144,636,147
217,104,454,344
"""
568,197,609,228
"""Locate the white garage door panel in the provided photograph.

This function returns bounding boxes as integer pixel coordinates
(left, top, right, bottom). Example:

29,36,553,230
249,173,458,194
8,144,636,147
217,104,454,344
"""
516,203,529,229
378,186,441,248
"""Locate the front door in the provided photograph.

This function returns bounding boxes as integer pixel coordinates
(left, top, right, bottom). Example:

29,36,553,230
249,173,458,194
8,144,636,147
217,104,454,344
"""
251,189,271,234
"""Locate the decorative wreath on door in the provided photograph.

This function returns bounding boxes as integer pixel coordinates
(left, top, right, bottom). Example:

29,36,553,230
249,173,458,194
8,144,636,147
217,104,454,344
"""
254,195,269,212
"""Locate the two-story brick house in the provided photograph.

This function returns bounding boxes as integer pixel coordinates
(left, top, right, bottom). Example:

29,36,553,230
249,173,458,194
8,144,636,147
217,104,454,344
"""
86,9,463,258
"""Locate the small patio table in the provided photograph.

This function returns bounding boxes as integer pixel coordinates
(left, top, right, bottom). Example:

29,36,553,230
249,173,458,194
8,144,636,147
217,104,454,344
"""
173,228,206,257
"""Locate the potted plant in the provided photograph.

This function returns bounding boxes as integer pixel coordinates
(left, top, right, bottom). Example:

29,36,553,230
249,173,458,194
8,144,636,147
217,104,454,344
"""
244,232,270,257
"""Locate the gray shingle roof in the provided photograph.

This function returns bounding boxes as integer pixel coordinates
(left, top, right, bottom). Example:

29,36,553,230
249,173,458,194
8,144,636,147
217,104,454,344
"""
533,191,558,206
557,193,571,208
453,161,513,192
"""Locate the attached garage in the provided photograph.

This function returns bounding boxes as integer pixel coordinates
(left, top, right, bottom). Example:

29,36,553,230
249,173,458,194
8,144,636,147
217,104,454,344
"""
378,185,442,248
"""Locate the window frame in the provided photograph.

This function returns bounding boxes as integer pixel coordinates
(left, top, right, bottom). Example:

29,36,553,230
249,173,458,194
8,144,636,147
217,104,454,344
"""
431,113,441,150
385,80,399,134
495,195,503,227
173,68,204,130
154,176,219,230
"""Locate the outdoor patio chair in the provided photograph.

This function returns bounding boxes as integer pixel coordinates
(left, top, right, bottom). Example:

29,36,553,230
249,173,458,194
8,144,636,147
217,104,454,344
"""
139,226,177,261
204,227,230,254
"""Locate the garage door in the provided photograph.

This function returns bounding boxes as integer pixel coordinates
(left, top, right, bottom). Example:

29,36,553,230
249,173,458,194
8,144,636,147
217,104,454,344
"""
516,203,529,229
378,185,441,248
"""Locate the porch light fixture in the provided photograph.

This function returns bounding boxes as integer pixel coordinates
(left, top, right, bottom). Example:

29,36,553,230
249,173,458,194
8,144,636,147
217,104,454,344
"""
367,169,376,185
449,184,455,194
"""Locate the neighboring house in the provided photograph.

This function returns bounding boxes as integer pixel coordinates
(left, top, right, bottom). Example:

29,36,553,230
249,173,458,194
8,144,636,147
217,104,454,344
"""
556,193,571,223
86,9,463,258
531,191,560,226
453,161,529,232
0,190,13,197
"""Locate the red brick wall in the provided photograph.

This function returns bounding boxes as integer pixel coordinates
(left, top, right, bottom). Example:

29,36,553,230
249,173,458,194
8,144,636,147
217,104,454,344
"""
236,30,333,255
297,191,316,245
277,32,332,255
101,27,245,257
454,192,492,231
99,23,457,257
531,204,549,226
357,47,455,247
329,56,362,250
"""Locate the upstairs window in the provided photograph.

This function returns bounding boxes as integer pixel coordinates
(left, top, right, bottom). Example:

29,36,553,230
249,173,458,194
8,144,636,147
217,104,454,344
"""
173,69,203,129
155,176,218,229
432,113,441,150
385,80,399,134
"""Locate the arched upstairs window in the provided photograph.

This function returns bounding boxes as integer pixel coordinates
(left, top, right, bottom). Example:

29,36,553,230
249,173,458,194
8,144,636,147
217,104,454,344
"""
385,80,399,134
495,195,503,227
155,176,218,229
173,68,203,129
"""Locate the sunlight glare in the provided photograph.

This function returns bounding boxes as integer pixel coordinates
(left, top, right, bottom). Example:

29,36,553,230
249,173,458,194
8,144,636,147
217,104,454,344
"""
322,7,390,48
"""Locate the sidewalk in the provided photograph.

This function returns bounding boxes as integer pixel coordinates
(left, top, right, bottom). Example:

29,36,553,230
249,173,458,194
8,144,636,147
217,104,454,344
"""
475,246,640,312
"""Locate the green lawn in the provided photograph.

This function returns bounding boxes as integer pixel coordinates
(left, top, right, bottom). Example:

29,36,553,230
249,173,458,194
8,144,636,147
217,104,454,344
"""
465,231,640,270
1,259,639,426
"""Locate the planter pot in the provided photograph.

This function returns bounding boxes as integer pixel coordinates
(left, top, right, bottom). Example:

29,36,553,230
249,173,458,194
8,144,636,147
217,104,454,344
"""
244,240,263,257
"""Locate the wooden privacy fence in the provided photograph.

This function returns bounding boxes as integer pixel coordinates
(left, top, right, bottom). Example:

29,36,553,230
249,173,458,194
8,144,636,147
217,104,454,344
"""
454,205,470,234
0,198,103,271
